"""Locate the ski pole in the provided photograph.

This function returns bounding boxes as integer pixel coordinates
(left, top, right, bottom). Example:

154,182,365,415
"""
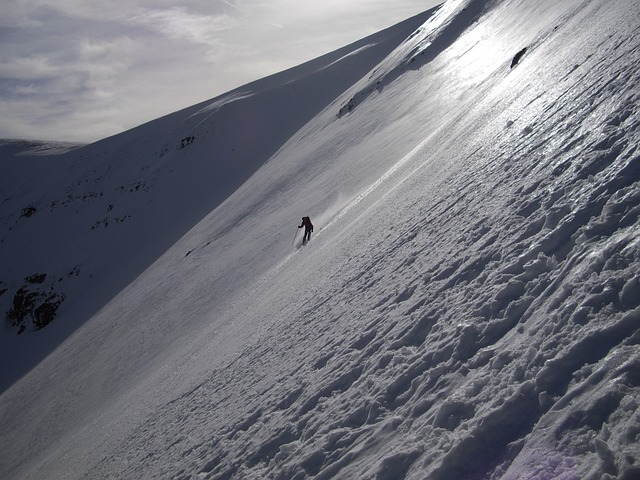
291,228,298,246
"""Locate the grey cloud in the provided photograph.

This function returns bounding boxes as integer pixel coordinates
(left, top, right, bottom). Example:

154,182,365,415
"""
1,0,440,142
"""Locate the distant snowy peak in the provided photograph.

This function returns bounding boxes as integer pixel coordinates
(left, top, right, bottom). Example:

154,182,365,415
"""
0,138,85,157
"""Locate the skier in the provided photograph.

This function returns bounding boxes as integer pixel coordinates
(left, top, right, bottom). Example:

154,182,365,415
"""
298,216,314,244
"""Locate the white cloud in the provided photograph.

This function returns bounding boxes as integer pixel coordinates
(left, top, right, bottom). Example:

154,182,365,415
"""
0,0,441,142
130,7,235,46
0,56,59,80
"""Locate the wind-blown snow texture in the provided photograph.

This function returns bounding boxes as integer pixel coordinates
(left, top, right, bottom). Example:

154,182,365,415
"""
1,1,640,479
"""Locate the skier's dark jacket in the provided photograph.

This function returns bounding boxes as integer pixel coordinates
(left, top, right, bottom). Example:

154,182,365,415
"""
299,216,313,231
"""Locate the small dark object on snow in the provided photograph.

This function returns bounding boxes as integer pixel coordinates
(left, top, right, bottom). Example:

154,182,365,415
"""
21,206,37,218
511,47,528,68
180,136,195,149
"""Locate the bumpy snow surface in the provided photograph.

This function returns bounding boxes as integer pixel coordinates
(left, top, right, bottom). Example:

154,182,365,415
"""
2,1,640,479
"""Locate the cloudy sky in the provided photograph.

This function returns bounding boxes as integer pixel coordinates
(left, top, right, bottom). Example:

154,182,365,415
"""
1,1,441,143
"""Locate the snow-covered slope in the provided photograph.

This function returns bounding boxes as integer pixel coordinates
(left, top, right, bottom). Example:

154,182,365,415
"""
0,10,432,392
2,0,640,479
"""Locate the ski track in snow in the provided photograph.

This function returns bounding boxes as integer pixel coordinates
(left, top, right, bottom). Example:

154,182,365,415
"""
2,1,640,479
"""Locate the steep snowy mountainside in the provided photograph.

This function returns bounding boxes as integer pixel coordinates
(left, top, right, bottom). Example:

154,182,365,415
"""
0,9,433,391
165,1,640,477
0,139,85,156
338,0,589,119
65,0,640,478
1,0,640,479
